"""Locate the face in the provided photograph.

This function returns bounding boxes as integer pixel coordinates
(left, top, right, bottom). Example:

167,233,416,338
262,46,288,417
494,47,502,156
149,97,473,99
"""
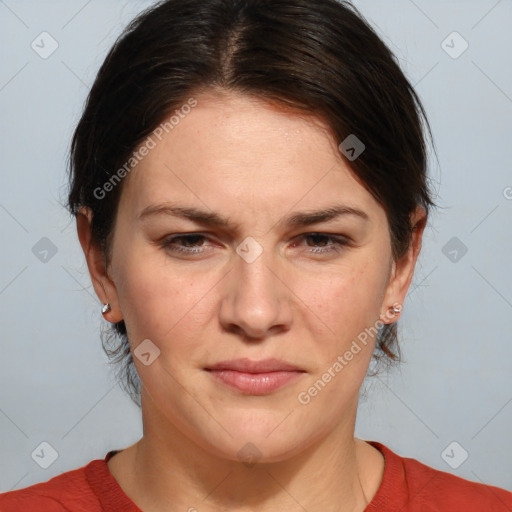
79,89,424,463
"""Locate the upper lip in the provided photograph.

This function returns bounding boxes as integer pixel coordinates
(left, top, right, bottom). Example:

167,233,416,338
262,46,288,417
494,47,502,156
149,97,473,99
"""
205,358,304,373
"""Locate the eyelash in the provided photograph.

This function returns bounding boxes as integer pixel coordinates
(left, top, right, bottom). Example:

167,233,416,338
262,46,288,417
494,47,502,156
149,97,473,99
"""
160,233,350,255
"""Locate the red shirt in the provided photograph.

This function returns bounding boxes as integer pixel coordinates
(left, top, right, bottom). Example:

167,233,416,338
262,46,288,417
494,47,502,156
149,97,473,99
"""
1,441,511,511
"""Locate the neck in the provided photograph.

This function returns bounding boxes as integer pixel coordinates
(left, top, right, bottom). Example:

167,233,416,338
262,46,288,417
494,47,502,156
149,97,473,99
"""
109,391,382,512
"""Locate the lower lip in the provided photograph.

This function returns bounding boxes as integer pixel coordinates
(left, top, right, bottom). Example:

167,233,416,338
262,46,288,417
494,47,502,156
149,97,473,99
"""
206,370,304,394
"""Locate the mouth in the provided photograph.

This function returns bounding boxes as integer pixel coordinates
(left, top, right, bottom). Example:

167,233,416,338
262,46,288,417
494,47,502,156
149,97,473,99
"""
204,358,306,395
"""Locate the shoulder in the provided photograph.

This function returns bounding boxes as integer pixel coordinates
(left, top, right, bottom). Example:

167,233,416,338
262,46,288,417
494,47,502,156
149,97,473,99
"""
0,459,105,512
367,441,512,512
400,453,512,510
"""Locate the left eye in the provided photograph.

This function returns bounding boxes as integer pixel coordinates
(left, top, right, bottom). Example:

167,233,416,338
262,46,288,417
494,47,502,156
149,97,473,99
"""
298,233,349,254
160,233,349,255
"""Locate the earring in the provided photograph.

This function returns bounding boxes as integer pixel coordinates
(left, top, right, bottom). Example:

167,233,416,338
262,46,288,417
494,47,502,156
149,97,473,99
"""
380,302,402,322
102,303,111,315
389,303,402,315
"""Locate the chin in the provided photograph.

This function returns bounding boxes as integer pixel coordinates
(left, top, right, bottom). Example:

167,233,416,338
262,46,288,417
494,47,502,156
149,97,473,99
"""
190,413,307,464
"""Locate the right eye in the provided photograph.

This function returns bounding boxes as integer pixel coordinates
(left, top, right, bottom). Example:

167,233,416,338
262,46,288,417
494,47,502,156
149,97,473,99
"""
159,234,212,254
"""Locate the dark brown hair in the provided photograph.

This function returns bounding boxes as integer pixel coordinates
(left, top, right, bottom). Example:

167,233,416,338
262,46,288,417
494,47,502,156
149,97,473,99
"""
66,0,438,406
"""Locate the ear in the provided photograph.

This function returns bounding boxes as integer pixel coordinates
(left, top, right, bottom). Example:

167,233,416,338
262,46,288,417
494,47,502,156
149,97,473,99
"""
379,206,427,324
76,206,123,323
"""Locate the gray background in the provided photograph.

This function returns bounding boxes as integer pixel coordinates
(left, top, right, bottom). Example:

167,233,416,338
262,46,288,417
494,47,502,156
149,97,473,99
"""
1,0,511,495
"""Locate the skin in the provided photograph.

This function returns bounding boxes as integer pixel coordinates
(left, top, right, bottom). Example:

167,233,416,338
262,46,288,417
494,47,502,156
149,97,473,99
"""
77,89,426,512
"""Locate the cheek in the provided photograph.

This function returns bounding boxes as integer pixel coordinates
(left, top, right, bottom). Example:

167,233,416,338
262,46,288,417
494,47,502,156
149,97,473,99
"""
292,258,386,341
290,261,387,409
113,245,216,342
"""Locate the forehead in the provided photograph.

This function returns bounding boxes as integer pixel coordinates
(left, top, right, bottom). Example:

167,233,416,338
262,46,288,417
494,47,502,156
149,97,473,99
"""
118,90,382,224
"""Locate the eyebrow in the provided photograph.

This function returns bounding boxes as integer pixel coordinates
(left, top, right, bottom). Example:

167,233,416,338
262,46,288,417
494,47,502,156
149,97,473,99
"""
137,202,369,230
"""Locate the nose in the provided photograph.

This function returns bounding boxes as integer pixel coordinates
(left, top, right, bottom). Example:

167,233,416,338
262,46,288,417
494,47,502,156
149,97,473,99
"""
218,246,293,341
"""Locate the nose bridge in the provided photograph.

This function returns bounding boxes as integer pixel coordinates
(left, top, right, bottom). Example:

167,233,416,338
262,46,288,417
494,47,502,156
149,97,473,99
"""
219,237,291,339
237,240,277,297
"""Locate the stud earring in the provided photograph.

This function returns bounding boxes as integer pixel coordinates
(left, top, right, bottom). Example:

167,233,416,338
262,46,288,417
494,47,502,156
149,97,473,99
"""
380,302,402,322
102,303,111,315
389,303,402,315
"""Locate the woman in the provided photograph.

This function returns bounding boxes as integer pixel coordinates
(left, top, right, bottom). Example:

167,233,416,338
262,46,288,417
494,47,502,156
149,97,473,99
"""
1,0,511,510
